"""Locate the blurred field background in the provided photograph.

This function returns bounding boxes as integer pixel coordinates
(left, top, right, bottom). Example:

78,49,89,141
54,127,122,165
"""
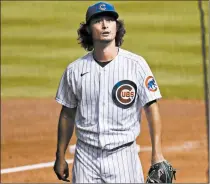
1,1,209,99
1,1,209,183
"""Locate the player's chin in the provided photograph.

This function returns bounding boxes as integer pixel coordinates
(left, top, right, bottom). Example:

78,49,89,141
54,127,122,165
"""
99,38,114,43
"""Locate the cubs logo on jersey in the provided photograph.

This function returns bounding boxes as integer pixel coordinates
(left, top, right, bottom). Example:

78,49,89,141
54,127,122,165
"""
112,80,137,109
145,76,157,92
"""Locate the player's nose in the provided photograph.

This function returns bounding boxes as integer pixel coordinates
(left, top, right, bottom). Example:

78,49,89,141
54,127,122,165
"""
101,19,108,29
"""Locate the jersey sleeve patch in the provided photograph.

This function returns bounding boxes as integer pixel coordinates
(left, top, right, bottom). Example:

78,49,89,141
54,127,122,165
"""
145,76,158,92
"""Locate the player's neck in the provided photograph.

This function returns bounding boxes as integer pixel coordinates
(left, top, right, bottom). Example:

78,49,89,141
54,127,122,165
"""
93,42,118,62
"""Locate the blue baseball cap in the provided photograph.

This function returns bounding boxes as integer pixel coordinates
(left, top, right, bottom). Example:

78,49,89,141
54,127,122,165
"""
86,2,119,24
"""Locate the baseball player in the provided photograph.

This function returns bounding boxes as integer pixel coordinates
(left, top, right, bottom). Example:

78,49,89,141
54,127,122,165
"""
53,1,172,183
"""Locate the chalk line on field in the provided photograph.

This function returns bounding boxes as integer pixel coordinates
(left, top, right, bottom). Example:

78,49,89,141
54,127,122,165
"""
1,141,202,174
1,159,73,174
140,141,201,152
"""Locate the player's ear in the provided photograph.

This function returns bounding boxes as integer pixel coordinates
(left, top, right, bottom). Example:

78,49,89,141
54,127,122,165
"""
116,21,119,31
86,25,91,34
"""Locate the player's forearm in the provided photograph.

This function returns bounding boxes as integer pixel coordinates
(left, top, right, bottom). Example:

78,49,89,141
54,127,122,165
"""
144,102,164,164
56,106,76,159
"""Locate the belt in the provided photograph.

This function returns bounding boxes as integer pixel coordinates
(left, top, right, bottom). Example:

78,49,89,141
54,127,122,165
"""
109,141,134,152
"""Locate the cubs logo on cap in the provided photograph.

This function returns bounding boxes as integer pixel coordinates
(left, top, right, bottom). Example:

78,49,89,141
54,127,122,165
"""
145,76,158,92
112,80,137,109
99,3,106,10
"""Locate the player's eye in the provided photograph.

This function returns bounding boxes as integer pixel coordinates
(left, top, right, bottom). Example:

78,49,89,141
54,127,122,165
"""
94,18,102,23
106,17,114,22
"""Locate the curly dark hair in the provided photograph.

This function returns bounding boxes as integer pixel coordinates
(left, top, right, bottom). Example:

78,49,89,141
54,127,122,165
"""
77,19,126,51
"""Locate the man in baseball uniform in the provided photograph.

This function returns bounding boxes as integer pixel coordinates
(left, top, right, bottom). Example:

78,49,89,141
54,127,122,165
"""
54,1,167,183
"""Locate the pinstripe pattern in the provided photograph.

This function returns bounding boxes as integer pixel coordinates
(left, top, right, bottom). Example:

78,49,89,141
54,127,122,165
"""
72,139,144,183
55,48,162,182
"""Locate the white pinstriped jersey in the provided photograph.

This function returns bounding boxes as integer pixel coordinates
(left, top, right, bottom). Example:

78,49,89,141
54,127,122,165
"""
55,48,162,150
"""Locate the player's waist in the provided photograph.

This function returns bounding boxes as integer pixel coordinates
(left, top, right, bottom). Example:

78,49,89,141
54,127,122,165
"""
77,138,134,151
109,141,134,151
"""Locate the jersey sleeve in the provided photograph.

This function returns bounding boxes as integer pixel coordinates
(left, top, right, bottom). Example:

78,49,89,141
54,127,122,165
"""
55,67,78,108
137,57,162,107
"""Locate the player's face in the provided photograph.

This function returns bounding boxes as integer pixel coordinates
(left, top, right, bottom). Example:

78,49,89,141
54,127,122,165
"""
89,15,117,44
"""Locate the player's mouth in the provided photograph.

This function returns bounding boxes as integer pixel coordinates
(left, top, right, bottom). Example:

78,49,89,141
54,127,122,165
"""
101,31,110,36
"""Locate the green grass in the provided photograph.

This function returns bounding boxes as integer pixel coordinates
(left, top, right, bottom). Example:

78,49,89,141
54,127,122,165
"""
1,1,209,99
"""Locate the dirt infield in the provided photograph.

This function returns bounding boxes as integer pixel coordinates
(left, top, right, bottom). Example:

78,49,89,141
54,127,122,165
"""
1,98,208,183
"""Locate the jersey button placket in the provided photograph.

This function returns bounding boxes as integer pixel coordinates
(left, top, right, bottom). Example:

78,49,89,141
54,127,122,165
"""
102,70,106,105
98,70,105,148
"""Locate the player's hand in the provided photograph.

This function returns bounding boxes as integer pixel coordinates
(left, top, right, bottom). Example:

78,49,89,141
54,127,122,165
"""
53,158,70,182
151,154,165,165
146,160,176,183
